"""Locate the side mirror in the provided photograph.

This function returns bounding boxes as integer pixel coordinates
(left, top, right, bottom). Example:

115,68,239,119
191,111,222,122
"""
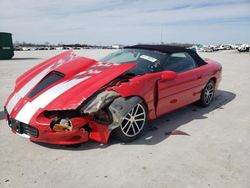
161,71,177,80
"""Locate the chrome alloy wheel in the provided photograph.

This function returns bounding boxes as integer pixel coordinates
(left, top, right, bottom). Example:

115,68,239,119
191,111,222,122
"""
121,104,146,137
204,82,214,105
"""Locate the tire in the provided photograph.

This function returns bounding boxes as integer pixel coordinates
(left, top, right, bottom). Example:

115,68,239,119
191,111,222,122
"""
198,80,215,107
112,102,148,142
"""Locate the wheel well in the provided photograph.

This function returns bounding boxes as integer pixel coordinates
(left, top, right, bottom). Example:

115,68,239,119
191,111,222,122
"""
126,96,148,111
210,77,217,84
122,96,149,117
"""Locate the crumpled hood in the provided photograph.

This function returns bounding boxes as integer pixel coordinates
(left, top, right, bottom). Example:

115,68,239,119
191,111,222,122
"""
5,50,135,124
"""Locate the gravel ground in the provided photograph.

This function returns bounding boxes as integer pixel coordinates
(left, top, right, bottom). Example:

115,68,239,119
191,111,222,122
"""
0,50,249,188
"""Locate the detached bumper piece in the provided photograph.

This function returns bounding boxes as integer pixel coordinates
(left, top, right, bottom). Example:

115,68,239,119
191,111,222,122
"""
9,118,39,138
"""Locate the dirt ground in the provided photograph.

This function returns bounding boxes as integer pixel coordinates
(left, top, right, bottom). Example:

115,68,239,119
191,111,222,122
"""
0,50,249,188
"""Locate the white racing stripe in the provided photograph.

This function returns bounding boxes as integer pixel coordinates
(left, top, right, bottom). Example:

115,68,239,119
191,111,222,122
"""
18,67,51,97
6,67,51,113
6,93,22,113
6,53,77,114
15,76,90,124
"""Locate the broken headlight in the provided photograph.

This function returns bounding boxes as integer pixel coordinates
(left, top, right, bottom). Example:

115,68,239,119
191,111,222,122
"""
51,118,73,132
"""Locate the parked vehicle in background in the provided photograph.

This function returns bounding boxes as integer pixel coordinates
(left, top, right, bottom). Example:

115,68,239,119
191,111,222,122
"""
238,44,250,52
0,32,14,59
230,44,240,49
14,46,24,51
200,47,214,52
218,45,233,50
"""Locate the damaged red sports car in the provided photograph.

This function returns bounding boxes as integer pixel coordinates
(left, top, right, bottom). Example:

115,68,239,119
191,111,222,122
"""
4,45,222,145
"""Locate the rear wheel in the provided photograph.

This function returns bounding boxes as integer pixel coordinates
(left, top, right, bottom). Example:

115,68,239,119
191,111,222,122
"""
198,80,215,107
113,102,148,142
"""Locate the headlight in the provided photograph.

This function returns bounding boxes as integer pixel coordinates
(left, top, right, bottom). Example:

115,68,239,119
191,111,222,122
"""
52,118,72,132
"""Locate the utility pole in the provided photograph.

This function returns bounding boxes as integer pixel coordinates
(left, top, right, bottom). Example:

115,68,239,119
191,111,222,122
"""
160,25,163,44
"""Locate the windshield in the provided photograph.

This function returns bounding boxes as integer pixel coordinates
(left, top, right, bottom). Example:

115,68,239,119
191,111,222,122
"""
99,49,169,75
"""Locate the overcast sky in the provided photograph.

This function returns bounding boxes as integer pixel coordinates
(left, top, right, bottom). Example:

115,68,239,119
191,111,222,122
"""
1,0,250,45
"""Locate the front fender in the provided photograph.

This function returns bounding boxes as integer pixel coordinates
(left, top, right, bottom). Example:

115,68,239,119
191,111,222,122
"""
110,72,162,120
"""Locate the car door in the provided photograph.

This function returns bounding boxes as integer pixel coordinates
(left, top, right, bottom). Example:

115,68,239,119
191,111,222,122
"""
156,52,205,116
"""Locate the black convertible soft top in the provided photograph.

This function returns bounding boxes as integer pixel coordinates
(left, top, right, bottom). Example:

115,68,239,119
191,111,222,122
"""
125,44,207,66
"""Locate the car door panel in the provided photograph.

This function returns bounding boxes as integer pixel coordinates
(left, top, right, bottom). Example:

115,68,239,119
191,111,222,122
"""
157,68,206,117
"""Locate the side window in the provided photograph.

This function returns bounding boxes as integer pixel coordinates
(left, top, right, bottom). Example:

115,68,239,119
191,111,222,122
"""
163,52,197,73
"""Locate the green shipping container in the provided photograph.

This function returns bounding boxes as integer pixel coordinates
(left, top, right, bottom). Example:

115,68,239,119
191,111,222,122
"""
0,32,14,59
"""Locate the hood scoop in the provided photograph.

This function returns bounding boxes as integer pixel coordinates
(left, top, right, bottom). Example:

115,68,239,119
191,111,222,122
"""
28,71,64,99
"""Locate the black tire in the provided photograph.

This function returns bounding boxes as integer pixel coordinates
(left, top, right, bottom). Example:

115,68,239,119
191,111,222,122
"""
198,80,215,107
112,102,148,142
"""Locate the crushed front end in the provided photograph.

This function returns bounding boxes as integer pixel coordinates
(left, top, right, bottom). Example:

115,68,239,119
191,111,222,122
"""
4,50,138,145
4,92,118,145
5,85,145,145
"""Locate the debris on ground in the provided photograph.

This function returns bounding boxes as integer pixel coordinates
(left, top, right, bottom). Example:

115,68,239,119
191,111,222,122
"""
165,130,190,136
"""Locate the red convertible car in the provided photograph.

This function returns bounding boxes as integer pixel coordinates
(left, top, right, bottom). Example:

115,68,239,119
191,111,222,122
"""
4,45,222,145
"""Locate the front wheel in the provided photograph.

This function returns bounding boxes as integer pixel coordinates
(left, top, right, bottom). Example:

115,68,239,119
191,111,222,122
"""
112,102,148,142
198,80,215,107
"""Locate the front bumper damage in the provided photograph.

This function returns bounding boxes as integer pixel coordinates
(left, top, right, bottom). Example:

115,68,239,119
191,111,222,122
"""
4,91,142,145
5,113,110,145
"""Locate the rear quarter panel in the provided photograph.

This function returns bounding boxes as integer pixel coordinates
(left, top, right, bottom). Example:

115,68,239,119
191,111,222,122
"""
203,58,222,89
